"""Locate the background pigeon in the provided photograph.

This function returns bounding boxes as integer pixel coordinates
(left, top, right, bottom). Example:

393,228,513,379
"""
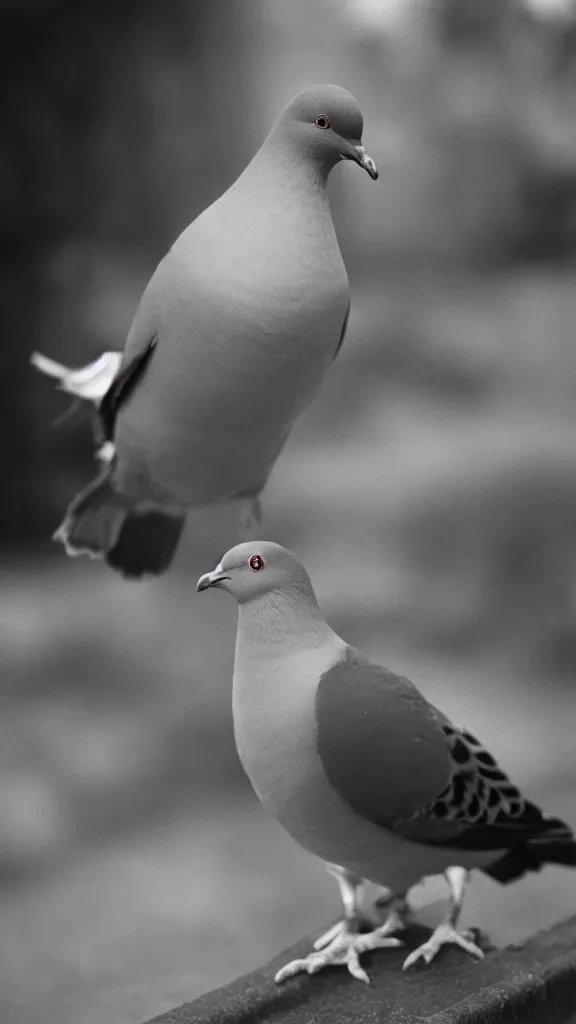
32,85,377,578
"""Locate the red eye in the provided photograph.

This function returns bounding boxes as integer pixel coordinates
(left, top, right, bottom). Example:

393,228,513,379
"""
314,113,330,130
249,554,265,572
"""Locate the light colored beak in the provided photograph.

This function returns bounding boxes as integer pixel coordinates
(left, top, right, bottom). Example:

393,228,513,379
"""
354,145,378,180
196,569,231,592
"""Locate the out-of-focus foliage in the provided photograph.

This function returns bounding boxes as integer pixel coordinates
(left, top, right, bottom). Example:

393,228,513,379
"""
3,2,576,1022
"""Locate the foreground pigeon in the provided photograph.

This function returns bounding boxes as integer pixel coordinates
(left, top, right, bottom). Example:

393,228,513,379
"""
32,85,377,579
197,541,576,983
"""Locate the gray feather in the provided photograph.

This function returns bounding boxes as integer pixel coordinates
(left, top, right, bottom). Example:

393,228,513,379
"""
315,647,453,827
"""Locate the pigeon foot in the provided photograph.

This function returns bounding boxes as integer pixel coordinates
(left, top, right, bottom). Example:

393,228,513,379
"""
403,923,484,970
312,912,381,951
275,923,403,986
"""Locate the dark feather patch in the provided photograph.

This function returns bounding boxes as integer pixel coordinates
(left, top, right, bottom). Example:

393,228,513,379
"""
501,785,521,798
487,788,500,807
478,765,508,781
314,652,576,867
433,801,449,818
106,508,185,579
468,795,480,818
410,723,576,856
462,730,482,746
451,775,466,807
484,838,576,884
476,749,497,767
333,302,350,361
452,738,472,764
97,334,157,442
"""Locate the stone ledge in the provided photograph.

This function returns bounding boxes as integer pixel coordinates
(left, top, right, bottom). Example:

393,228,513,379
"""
144,915,576,1024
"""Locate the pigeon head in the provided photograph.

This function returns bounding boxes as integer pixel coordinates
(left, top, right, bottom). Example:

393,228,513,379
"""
270,84,378,180
197,541,313,604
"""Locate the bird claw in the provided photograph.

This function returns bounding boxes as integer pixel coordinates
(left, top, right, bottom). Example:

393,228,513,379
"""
275,925,403,986
402,923,484,970
313,914,378,951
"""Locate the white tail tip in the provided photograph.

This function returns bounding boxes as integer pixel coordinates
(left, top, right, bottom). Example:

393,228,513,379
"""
31,350,122,404
30,351,68,379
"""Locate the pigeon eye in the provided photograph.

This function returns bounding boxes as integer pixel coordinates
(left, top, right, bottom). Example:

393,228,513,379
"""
314,114,330,130
249,554,265,572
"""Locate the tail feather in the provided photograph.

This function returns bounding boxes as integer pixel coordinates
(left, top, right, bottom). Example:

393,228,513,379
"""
484,814,576,884
31,351,72,380
54,473,185,578
54,472,129,558
106,510,186,579
31,350,122,403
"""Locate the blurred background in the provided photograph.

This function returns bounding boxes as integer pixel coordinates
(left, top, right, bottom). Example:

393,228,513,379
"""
3,0,576,1021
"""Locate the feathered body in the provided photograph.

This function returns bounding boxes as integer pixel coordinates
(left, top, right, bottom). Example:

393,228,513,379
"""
234,600,499,893
218,542,576,894
114,143,348,507
33,85,377,577
199,541,576,978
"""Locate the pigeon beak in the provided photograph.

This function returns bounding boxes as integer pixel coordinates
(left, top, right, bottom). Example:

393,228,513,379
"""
353,145,378,180
196,569,231,592
344,142,378,180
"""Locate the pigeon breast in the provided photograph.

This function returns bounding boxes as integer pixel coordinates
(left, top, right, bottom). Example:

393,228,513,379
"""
113,147,349,506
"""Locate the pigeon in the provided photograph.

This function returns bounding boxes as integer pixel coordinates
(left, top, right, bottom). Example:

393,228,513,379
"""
197,541,576,984
31,84,378,579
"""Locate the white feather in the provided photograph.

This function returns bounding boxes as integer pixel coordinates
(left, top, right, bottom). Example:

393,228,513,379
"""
31,350,122,404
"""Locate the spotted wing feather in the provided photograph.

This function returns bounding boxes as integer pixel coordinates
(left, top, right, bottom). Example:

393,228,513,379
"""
431,726,528,826
395,724,573,852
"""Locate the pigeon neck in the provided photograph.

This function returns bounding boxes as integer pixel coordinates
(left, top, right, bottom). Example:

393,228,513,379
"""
250,130,333,190
236,585,334,659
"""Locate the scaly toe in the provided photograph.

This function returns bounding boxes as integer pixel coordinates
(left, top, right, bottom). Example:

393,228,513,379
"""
275,924,401,985
274,957,319,983
313,914,378,951
313,921,346,950
356,931,403,954
402,924,484,970
345,952,371,985
274,947,361,984
450,932,484,959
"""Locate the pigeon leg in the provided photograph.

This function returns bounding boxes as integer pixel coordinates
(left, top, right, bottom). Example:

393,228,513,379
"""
275,866,403,985
403,866,484,970
313,864,372,950
374,891,410,938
